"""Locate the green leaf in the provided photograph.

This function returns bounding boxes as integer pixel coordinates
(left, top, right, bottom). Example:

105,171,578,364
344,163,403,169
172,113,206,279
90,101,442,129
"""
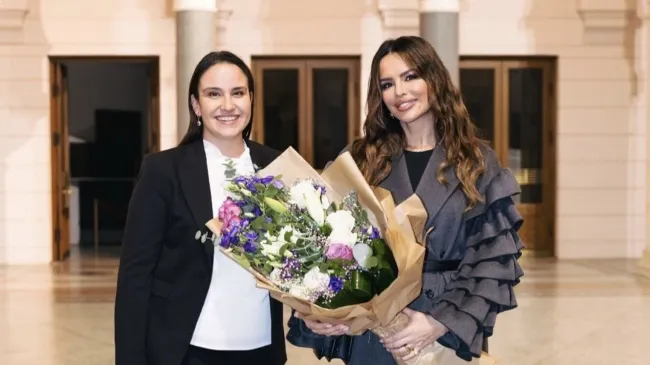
283,231,292,242
232,253,251,269
320,223,333,236
319,270,374,308
265,185,281,198
278,243,290,257
251,216,267,230
365,256,379,269
372,239,386,256
373,268,396,294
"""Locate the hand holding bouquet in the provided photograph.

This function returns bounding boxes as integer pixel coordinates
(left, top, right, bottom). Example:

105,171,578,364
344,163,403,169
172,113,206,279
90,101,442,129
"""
199,148,446,364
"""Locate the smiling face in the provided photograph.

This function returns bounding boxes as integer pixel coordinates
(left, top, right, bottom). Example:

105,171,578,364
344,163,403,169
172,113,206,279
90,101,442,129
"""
378,53,431,125
191,62,252,144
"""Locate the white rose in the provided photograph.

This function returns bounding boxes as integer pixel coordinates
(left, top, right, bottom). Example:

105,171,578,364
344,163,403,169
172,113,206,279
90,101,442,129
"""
302,267,330,293
326,210,356,233
290,180,325,225
327,230,358,248
289,181,316,209
325,210,358,247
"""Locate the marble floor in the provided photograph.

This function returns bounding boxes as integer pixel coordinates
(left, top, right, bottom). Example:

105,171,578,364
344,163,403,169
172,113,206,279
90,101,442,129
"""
1,248,649,365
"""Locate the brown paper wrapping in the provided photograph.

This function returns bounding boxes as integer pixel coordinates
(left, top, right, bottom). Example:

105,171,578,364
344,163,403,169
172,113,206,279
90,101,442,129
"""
207,147,427,332
206,147,490,364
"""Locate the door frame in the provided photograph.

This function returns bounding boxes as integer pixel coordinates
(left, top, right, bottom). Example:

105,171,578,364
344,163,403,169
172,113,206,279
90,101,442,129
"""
48,55,161,261
250,56,361,166
460,56,558,257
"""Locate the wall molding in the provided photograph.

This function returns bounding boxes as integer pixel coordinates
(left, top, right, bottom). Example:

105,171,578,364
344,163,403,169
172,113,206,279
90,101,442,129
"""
215,8,232,30
577,0,636,45
0,0,28,30
378,0,419,31
420,0,460,13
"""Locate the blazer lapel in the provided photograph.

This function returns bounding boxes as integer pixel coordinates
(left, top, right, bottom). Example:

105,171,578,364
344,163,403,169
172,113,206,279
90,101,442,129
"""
379,153,413,205
177,140,215,264
379,146,460,226
415,146,459,225
247,140,279,170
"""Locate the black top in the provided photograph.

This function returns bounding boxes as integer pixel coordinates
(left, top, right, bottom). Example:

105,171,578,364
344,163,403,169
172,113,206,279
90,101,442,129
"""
404,149,434,191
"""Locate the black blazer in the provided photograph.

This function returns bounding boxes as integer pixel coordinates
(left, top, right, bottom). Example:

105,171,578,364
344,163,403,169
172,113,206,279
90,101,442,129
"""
114,139,287,365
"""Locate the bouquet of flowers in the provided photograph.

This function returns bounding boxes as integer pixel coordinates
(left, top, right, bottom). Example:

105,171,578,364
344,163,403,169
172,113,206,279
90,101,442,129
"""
200,148,444,365
203,172,399,309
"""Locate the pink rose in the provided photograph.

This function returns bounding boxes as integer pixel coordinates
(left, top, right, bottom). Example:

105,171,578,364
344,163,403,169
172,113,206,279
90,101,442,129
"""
219,198,242,231
325,243,354,261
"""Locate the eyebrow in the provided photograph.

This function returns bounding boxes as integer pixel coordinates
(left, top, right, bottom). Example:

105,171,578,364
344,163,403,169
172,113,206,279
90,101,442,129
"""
379,68,416,82
202,86,248,92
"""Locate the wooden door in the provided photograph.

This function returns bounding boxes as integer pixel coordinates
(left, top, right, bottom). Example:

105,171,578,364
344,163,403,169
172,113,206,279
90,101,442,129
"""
147,59,160,155
50,62,71,261
460,59,556,257
251,58,361,170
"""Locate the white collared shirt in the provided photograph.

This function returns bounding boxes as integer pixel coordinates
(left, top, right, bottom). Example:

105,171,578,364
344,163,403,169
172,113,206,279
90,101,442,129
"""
190,140,272,350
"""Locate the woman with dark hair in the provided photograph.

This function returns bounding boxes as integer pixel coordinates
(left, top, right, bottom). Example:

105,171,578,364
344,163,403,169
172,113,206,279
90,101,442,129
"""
287,36,524,364
114,51,286,365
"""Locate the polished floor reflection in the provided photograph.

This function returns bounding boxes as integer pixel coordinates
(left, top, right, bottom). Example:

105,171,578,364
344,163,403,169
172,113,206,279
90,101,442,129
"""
1,248,649,365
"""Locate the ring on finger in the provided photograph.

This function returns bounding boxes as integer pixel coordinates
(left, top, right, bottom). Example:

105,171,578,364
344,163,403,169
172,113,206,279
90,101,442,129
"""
403,344,418,356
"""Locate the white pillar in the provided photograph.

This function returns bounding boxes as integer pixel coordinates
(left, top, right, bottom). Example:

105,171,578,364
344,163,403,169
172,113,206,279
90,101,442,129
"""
174,0,217,142
419,0,460,86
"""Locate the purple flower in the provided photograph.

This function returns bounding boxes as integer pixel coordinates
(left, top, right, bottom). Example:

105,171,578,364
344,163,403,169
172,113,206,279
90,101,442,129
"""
272,180,284,189
312,183,326,195
325,243,354,261
328,276,344,294
280,258,302,280
265,216,272,223
233,176,247,185
245,231,258,241
369,227,380,239
261,176,274,185
245,181,258,193
243,242,257,253
251,205,262,217
219,227,240,248
219,234,237,248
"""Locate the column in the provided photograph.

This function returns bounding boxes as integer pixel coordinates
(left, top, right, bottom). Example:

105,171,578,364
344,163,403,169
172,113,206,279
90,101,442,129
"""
419,0,460,86
174,0,217,142
642,113,650,274
640,1,650,277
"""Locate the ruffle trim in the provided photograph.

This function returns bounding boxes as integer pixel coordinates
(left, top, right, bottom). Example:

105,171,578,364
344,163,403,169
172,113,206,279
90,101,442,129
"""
430,168,524,359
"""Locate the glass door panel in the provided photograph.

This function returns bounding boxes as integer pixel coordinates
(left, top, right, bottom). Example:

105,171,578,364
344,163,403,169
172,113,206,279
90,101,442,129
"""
261,69,300,152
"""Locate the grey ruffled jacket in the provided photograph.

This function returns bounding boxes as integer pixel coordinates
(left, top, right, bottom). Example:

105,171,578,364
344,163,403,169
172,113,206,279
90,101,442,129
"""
287,144,524,364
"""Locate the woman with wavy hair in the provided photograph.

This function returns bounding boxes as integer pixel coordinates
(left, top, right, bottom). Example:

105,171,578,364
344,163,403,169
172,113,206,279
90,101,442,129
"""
287,36,524,364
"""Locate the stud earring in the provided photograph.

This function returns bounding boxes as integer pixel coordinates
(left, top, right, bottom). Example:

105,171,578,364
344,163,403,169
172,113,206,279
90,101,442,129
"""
197,116,202,127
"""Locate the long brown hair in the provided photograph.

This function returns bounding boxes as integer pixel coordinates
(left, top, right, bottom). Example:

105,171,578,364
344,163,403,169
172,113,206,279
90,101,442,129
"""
350,36,486,209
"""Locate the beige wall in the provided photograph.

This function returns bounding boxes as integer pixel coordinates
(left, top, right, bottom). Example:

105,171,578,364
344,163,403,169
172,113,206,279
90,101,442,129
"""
457,0,644,259
0,0,177,263
0,0,645,263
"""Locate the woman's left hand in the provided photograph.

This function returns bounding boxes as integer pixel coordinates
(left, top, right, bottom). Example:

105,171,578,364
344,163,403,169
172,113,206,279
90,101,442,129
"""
381,308,449,360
